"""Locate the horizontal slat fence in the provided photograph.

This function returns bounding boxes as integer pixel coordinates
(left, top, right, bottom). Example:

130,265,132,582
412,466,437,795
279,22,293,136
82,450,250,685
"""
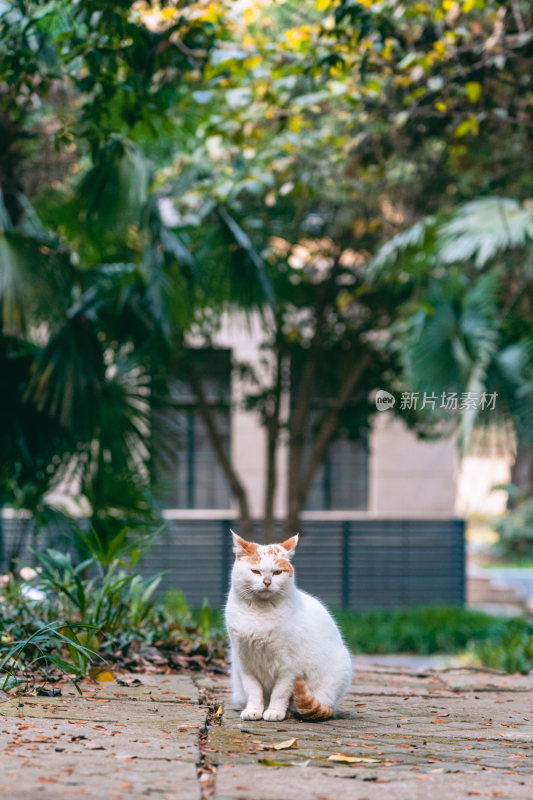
0,517,465,611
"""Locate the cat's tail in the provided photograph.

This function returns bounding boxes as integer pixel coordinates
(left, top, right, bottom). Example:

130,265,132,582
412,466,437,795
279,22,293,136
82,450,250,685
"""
293,677,334,721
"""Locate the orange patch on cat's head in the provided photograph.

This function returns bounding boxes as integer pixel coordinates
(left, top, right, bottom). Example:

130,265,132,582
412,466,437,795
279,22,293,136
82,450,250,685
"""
274,553,294,576
231,531,260,562
264,535,299,576
231,531,299,573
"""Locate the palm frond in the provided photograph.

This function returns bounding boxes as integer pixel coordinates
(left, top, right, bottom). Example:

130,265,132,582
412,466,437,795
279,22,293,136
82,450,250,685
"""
439,198,533,267
77,138,150,241
217,205,275,310
402,269,501,450
28,314,106,437
0,190,72,335
367,215,437,279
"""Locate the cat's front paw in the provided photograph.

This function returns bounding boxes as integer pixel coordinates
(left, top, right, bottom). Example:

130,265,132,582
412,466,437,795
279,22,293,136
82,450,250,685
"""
263,707,286,721
241,706,264,720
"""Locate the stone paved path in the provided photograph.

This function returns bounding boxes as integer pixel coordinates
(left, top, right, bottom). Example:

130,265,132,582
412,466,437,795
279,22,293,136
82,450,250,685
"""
1,660,533,799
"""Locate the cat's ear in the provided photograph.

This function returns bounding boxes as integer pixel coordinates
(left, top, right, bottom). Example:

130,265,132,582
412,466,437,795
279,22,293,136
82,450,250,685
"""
231,530,258,559
279,533,299,559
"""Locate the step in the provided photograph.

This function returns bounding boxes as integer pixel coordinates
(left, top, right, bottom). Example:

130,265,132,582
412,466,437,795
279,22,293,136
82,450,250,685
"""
467,574,523,607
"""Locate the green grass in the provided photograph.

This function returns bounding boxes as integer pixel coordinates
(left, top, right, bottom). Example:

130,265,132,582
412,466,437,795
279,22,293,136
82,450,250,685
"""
333,606,519,655
483,558,533,569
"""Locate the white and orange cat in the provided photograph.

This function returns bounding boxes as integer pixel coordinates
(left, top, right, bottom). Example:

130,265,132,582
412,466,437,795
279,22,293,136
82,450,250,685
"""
225,532,352,721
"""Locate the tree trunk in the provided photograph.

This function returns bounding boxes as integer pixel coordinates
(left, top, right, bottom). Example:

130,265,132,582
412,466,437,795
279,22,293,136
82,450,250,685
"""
186,363,254,540
263,352,283,544
263,420,278,544
510,443,533,508
282,353,371,537
283,261,343,536
286,358,316,528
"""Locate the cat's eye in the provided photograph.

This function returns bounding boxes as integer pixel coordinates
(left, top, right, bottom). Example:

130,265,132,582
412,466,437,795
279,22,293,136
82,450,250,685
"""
251,569,261,575
273,570,283,575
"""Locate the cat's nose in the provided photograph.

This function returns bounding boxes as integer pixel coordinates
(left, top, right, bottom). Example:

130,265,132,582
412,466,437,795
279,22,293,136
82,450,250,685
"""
263,577,272,587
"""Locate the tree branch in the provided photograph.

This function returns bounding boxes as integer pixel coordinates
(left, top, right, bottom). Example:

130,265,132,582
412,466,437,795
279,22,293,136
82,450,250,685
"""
263,349,284,543
186,361,253,538
298,352,372,507
286,260,342,514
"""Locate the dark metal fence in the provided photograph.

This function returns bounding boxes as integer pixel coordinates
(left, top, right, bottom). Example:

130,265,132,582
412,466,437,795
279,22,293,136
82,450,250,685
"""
0,516,465,611
136,518,465,610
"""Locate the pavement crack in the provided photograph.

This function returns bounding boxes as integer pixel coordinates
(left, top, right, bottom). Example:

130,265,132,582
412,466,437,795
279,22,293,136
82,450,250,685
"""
193,677,222,800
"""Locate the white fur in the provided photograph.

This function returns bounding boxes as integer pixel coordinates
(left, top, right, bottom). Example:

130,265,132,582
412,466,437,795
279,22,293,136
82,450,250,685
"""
224,532,352,721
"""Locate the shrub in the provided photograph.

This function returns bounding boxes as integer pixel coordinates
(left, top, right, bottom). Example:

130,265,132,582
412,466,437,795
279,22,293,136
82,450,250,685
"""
474,618,533,674
334,606,511,655
492,497,533,561
0,527,225,690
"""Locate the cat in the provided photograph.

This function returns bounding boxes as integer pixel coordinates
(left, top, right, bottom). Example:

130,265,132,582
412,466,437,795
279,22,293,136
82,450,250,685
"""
224,531,352,721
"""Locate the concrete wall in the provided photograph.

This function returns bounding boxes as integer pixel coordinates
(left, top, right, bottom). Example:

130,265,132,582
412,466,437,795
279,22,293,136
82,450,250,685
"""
185,313,459,521
369,414,458,519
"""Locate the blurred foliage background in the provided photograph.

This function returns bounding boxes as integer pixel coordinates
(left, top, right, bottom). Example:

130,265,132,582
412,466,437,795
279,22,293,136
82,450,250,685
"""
0,0,533,678
0,0,532,549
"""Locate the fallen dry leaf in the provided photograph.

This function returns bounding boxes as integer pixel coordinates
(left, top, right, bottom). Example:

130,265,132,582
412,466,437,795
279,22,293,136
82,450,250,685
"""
269,738,297,751
327,753,378,764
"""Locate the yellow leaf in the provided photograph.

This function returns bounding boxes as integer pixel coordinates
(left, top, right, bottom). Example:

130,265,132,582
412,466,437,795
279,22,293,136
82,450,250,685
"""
213,705,223,720
285,26,311,47
433,40,446,58
161,7,175,19
442,0,455,10
454,115,479,137
270,738,297,751
201,3,219,24
465,81,482,102
327,753,379,763
244,56,262,70
382,37,394,60
89,668,114,682
435,101,447,112
243,6,258,26
316,0,331,9
462,0,476,11
288,116,302,133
